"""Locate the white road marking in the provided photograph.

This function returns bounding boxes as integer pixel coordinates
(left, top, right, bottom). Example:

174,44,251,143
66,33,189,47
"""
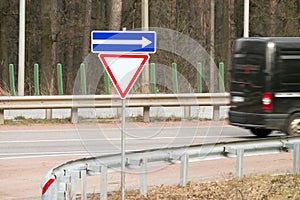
0,135,230,144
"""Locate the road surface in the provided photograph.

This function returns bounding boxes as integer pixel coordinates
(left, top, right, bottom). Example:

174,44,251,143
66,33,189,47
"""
0,121,289,199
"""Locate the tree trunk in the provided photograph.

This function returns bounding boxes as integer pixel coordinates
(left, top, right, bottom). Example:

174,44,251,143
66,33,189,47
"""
49,0,59,95
0,1,9,91
109,0,122,30
66,2,76,95
41,0,53,95
269,0,277,36
82,0,92,60
210,0,216,93
227,0,235,91
108,0,122,94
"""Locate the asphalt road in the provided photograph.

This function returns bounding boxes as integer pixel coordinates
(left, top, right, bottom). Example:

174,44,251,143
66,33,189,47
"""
0,122,286,160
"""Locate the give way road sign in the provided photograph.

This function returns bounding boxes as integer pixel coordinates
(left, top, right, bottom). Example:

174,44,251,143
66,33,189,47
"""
99,54,150,99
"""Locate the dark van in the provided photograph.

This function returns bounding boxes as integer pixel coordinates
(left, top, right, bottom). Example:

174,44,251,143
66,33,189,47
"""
229,37,300,137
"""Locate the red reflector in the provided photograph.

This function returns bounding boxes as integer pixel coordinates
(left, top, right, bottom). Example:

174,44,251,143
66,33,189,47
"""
262,92,272,111
42,177,55,195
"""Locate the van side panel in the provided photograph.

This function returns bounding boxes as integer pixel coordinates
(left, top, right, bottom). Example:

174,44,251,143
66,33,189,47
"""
273,43,300,115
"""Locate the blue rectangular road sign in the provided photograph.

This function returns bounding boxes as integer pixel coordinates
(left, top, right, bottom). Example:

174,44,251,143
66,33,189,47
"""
91,31,156,53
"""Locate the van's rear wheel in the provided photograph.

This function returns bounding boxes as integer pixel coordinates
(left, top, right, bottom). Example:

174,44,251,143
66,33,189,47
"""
250,128,272,137
287,113,300,135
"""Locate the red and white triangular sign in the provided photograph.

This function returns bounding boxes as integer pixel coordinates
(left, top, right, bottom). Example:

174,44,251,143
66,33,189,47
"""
99,54,150,99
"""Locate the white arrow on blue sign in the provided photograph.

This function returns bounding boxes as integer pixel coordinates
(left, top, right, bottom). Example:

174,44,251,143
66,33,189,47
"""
91,31,156,53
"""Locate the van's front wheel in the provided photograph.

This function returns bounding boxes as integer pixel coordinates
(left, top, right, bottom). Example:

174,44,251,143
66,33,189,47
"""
250,128,272,137
287,113,300,135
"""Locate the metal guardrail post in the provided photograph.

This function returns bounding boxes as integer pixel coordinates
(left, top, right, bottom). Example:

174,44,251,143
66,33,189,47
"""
46,109,52,120
293,143,300,175
212,106,220,121
70,176,76,200
236,148,244,179
71,108,78,124
143,106,150,122
100,166,108,200
140,158,148,196
180,154,189,186
56,175,68,200
285,142,300,175
184,106,191,120
80,170,87,200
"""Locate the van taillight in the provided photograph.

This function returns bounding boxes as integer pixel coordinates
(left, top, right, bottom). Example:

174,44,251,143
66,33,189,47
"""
262,92,273,111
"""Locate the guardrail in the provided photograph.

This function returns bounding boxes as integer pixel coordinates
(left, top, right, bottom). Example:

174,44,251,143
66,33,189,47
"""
40,136,300,200
0,93,229,124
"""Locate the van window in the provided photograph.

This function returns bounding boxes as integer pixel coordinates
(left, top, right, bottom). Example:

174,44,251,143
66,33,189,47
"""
279,54,300,91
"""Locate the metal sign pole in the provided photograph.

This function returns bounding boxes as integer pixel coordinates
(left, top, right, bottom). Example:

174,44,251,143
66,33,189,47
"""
121,98,126,200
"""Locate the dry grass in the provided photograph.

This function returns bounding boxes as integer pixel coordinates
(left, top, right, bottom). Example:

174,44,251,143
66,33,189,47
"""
86,174,300,200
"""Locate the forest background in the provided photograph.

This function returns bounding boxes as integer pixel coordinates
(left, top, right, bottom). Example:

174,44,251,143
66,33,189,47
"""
0,0,299,95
